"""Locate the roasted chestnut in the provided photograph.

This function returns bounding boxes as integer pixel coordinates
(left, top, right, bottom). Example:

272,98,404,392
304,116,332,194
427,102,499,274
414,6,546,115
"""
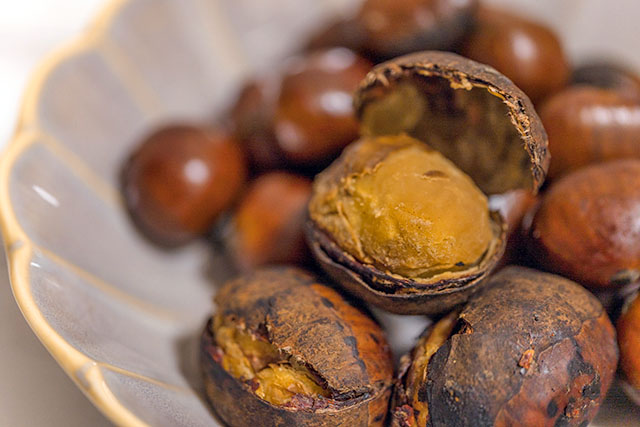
122,125,246,246
306,51,548,314
200,267,394,426
539,86,640,179
571,62,640,100
224,172,312,271
392,266,618,427
231,48,371,170
528,160,640,290
356,0,478,60
461,6,569,103
618,291,640,405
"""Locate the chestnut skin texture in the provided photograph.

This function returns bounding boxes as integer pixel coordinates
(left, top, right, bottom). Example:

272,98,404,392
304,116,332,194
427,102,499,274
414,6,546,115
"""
393,267,618,427
122,125,246,246
200,267,394,427
618,292,640,399
225,172,312,271
462,6,569,103
231,48,371,170
529,160,640,290
571,62,640,100
540,86,640,180
357,0,478,60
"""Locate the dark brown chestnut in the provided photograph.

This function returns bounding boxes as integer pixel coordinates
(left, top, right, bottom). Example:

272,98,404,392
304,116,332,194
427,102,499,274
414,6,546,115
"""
528,160,640,290
539,86,640,180
306,51,548,314
392,267,618,427
200,267,394,426
618,291,640,405
571,62,640,100
356,0,478,60
224,172,312,271
122,125,247,246
461,6,569,103
231,48,371,170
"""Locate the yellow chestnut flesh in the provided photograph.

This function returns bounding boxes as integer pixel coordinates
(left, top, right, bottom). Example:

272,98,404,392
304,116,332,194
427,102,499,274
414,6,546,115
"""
213,316,329,406
318,135,492,278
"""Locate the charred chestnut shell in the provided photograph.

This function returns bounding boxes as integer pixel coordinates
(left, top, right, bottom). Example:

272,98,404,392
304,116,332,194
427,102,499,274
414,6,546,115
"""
393,266,618,427
200,267,394,426
306,51,549,314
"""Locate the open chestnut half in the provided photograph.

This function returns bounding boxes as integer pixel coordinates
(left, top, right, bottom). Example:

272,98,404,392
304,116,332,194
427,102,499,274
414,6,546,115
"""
306,51,549,314
393,267,618,427
200,267,394,427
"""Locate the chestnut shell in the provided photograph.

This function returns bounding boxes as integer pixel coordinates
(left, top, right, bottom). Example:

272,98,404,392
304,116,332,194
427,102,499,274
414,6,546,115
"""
393,267,618,427
200,267,394,426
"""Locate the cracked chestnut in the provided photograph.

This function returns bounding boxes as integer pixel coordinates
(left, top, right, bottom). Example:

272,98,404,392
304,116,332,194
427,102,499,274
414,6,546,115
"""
224,172,312,271
392,267,618,427
528,160,640,290
200,267,394,426
461,6,569,103
122,125,246,246
306,51,549,314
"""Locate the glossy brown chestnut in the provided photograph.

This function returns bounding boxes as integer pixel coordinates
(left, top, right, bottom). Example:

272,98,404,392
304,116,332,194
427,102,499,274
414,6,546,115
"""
462,6,569,103
540,86,640,179
224,172,312,271
122,125,246,246
307,51,549,315
488,189,537,266
529,160,640,290
618,292,640,404
231,48,371,170
356,0,478,60
200,267,394,427
571,62,640,100
392,267,618,427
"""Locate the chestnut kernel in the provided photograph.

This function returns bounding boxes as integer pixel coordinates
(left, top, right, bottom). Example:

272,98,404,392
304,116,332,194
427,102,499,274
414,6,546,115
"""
122,125,246,246
225,172,312,271
200,267,394,426
539,86,640,179
393,267,618,427
529,160,640,290
356,0,478,60
462,6,569,103
307,51,548,314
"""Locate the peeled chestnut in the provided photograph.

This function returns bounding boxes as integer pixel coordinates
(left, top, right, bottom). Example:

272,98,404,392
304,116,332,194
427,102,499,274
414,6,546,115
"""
224,172,312,271
122,125,246,246
528,160,640,290
392,267,618,427
231,48,371,170
540,86,640,179
306,51,548,314
618,292,640,405
462,6,569,103
200,267,394,426
356,0,478,60
571,62,640,100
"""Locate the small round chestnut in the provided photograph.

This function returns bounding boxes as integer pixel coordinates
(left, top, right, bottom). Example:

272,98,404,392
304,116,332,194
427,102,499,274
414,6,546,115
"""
392,267,618,427
224,172,312,271
306,51,549,314
122,125,247,246
528,160,640,290
618,292,640,405
461,6,569,103
200,267,394,426
231,48,371,170
539,86,640,179
356,0,478,60
571,62,640,100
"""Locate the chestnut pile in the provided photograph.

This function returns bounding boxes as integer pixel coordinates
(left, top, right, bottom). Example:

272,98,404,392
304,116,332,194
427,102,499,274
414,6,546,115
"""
119,2,640,426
